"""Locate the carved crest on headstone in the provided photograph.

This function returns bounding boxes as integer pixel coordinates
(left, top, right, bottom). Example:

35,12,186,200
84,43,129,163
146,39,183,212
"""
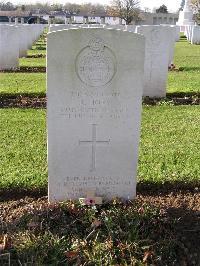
75,36,117,87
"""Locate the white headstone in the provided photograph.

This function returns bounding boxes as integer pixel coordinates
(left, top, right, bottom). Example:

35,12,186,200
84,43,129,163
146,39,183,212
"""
191,25,200,44
175,25,180,41
16,25,27,57
177,0,195,26
0,25,19,70
49,24,79,32
125,25,136,32
104,25,125,30
166,26,176,66
185,25,190,40
15,17,18,24
47,28,145,202
161,25,177,65
186,25,194,42
100,17,105,24
136,25,171,97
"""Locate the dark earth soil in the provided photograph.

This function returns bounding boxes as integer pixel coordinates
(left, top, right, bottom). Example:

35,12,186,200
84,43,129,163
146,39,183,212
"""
0,185,199,265
0,66,46,73
0,95,200,108
137,191,200,265
0,95,46,108
26,54,46,58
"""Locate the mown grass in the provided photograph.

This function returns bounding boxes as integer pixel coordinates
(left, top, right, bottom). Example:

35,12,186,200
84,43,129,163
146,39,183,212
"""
19,35,46,67
19,57,46,67
0,106,199,191
0,109,47,190
167,36,200,95
27,49,46,56
0,73,45,96
27,35,47,56
139,105,200,183
168,72,200,95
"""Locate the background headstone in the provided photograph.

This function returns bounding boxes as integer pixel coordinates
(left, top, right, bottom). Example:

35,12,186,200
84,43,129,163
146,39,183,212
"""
0,25,19,70
191,26,200,44
136,25,171,97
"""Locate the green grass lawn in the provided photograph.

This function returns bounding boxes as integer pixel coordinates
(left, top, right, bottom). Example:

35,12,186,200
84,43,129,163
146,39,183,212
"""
0,73,46,96
0,109,47,190
168,72,200,94
27,37,46,56
167,37,200,95
27,49,46,56
139,105,200,183
19,57,46,67
0,106,199,191
19,37,46,67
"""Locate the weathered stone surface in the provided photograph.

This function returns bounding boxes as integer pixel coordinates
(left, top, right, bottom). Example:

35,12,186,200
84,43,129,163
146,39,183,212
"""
136,25,171,97
0,25,19,70
125,25,136,32
47,28,145,202
191,26,200,44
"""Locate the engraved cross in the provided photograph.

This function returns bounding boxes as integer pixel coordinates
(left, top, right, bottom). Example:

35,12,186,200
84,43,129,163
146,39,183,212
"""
79,124,110,172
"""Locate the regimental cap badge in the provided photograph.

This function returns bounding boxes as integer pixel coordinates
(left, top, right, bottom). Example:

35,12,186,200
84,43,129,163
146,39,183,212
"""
75,36,117,87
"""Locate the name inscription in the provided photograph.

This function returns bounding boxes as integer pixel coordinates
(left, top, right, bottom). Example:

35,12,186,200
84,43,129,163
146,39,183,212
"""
60,91,129,120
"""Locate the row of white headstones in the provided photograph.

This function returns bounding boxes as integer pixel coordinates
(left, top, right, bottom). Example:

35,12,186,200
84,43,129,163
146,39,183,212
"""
0,24,46,70
184,25,200,44
47,26,179,203
0,24,195,203
49,24,180,98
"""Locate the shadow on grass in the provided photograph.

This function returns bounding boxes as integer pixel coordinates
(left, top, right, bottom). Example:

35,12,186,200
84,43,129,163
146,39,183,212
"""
180,35,187,39
178,39,188,43
0,187,47,201
0,92,46,98
178,36,187,42
0,181,199,201
26,54,46,58
0,66,46,73
179,66,200,72
137,180,199,195
166,92,200,98
31,46,46,50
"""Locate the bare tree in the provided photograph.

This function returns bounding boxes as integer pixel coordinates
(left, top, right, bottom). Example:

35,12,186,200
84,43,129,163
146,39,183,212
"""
63,3,81,14
0,1,15,11
191,0,200,23
156,4,168,13
108,0,140,25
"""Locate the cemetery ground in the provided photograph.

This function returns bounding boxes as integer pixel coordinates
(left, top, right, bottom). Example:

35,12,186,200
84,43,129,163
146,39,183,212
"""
0,33,199,265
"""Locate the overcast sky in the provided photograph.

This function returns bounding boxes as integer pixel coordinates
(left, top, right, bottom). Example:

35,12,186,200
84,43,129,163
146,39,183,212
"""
10,0,182,13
